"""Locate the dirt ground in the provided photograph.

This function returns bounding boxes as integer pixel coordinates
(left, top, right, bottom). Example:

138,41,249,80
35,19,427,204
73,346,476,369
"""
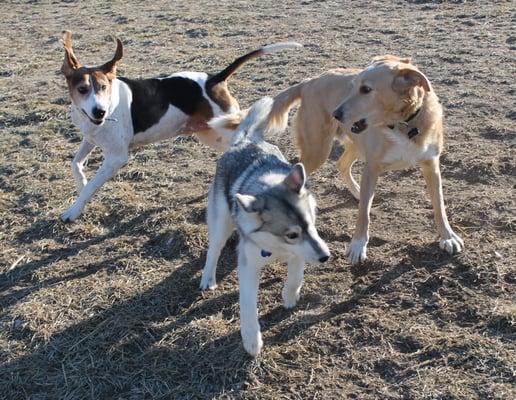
0,1,514,399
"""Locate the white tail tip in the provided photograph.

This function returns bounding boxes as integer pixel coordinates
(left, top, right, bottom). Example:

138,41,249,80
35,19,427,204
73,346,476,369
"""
262,42,303,53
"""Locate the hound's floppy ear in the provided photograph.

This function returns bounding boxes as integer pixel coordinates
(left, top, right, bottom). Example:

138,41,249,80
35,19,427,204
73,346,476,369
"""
393,68,432,93
235,194,265,213
61,30,80,77
100,38,123,79
284,163,306,193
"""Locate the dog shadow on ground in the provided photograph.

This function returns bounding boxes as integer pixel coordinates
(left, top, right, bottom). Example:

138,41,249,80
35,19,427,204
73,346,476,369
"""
2,205,479,398
264,243,462,347
1,207,167,307
2,195,288,398
1,236,277,398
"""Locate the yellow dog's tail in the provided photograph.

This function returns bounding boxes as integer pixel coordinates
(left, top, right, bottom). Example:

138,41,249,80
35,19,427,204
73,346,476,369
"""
208,80,307,144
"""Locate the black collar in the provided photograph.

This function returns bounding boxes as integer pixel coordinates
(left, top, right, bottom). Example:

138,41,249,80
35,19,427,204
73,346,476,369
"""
387,107,421,139
404,107,421,123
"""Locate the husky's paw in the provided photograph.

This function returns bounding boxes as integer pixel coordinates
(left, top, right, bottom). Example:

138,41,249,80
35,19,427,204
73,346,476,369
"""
282,286,301,309
199,273,217,290
241,328,263,357
440,231,464,254
60,205,83,222
346,238,368,265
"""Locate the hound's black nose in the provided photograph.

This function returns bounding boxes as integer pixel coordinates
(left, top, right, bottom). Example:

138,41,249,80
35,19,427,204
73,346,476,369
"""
333,108,343,121
319,255,329,263
92,107,106,119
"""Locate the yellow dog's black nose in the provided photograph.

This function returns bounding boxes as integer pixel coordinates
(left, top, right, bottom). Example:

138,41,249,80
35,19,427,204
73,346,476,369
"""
333,108,343,121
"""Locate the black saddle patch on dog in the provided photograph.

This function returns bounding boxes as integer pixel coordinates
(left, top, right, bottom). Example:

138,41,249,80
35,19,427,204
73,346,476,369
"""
119,76,212,134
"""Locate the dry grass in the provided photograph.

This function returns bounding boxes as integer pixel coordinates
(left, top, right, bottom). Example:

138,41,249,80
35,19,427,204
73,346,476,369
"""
0,1,515,399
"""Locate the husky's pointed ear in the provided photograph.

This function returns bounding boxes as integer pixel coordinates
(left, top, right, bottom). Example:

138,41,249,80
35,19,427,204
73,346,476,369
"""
100,37,123,79
235,194,264,213
284,163,306,193
61,30,80,78
392,68,431,93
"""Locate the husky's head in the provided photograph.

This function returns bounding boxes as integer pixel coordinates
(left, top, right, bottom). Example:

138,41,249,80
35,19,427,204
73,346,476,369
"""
235,163,330,263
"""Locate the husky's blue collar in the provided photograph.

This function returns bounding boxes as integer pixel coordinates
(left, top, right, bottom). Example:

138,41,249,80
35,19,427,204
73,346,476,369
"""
261,249,272,257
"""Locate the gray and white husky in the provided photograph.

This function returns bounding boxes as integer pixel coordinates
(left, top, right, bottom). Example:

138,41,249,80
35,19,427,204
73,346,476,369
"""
200,97,331,356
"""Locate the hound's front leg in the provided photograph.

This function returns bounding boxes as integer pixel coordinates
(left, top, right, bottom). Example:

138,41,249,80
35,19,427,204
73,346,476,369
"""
61,152,128,222
71,139,95,193
420,157,464,254
347,162,380,264
238,242,267,357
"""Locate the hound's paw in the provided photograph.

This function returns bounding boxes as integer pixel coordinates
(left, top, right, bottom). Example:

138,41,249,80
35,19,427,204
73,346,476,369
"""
440,231,464,254
282,286,301,309
199,273,217,290
60,205,83,222
241,328,263,357
346,238,368,265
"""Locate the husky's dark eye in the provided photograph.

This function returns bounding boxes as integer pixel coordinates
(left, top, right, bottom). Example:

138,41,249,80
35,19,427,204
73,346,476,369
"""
78,86,88,95
286,232,299,240
360,85,372,94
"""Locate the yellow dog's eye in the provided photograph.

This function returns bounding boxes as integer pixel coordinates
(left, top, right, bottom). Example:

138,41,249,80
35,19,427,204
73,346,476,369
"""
101,84,107,91
360,85,372,94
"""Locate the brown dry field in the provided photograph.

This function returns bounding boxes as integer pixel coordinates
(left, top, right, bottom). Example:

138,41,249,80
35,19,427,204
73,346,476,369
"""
0,1,515,399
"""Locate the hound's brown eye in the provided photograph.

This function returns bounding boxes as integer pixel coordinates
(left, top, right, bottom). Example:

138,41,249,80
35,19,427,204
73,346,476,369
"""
78,86,88,94
360,85,372,94
286,232,299,240
101,84,107,91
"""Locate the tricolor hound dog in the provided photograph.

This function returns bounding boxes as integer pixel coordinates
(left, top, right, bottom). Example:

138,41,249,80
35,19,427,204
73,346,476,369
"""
60,30,301,222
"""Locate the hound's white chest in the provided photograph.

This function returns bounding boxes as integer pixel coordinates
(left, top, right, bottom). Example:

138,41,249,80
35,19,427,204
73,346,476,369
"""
381,128,438,170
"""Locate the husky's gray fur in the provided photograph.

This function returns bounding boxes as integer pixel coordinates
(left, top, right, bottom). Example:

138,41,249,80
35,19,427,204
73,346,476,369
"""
200,97,330,356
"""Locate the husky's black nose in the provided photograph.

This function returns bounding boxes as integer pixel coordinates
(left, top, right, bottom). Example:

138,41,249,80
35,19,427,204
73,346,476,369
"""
319,255,329,263
92,107,106,119
333,108,343,121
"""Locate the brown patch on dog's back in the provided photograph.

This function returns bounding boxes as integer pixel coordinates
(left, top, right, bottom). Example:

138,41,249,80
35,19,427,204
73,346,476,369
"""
206,81,238,112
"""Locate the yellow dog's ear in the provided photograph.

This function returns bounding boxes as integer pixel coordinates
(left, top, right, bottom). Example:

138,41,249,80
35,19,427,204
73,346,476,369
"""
372,55,412,65
392,68,432,92
99,38,123,80
61,30,80,77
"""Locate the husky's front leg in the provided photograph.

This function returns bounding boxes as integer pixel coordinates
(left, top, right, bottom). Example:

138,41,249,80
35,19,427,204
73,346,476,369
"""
61,151,128,222
238,242,267,357
282,255,305,309
200,189,235,290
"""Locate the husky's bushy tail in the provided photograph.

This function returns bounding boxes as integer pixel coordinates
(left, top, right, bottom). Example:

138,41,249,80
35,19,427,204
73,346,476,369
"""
227,97,274,146
208,80,307,145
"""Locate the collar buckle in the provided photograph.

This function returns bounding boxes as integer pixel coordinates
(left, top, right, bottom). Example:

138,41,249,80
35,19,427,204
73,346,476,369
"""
388,108,421,139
